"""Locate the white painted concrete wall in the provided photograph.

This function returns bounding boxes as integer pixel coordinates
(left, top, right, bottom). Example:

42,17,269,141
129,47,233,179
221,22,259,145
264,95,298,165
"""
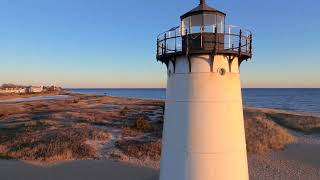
160,55,248,180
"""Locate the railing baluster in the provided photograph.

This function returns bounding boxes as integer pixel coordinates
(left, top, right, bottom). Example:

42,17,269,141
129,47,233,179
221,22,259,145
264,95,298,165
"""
175,29,177,52
164,33,167,54
246,37,248,52
239,30,242,54
249,34,253,54
162,43,164,55
228,25,231,49
215,26,218,50
157,38,159,56
201,26,203,49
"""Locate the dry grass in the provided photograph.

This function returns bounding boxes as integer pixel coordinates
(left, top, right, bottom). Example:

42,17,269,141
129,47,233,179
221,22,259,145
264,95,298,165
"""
245,108,320,134
244,111,296,154
0,93,163,163
120,127,144,138
0,93,306,162
266,113,320,134
0,123,111,162
119,106,130,116
0,104,27,117
115,139,161,161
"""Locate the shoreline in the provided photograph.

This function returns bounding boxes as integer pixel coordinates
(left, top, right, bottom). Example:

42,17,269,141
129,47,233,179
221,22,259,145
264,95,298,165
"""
1,90,319,116
0,91,66,101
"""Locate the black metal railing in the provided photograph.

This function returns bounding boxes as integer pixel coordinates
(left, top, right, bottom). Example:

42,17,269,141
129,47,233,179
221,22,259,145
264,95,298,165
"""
157,25,252,58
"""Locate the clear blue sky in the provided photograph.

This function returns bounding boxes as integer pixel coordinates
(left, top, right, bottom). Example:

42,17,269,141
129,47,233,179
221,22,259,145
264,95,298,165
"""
0,0,319,88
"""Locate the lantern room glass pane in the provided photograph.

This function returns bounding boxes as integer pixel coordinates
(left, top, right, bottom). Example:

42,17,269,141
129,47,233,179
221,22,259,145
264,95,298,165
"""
182,17,190,35
203,14,216,32
190,14,203,33
217,15,225,33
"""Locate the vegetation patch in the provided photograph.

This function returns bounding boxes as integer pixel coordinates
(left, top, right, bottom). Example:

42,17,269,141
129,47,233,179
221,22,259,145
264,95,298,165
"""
115,139,161,161
120,127,144,138
119,106,129,116
0,123,111,162
132,115,154,133
244,111,295,154
266,113,320,134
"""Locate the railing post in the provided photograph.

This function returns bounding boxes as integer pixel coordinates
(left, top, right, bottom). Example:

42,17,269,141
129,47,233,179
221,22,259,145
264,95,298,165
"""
249,34,253,54
162,43,164,55
185,29,189,54
175,29,177,53
215,26,218,50
157,38,159,56
201,26,203,49
228,25,231,49
239,29,242,55
164,33,167,54
246,37,248,52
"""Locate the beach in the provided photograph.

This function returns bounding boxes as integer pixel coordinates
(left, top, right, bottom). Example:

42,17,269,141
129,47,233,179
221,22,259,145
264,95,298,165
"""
1,92,320,179
0,160,158,180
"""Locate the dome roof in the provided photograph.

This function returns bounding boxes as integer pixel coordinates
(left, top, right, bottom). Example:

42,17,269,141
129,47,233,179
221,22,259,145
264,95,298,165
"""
180,0,226,20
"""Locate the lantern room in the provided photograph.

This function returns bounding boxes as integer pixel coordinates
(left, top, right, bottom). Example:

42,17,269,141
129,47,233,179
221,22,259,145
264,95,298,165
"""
180,0,226,35
156,0,253,66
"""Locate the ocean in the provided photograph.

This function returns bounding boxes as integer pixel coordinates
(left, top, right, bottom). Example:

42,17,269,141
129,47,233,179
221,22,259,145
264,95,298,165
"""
67,88,320,114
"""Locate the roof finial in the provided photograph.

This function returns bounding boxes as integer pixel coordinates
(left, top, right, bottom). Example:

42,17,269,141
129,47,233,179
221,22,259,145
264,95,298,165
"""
200,0,206,5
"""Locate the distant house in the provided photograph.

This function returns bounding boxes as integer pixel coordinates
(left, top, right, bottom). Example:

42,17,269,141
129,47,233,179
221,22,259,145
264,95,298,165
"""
0,86,45,94
29,86,43,93
0,87,28,94
0,84,61,94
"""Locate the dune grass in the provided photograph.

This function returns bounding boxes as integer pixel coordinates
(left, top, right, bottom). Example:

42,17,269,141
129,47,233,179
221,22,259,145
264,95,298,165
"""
266,113,320,134
0,94,164,163
244,111,296,154
0,122,111,162
115,139,161,161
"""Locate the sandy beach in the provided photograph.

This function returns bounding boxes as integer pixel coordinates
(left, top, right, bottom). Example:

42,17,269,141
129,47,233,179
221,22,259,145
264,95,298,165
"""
249,131,320,180
0,160,159,180
1,92,320,179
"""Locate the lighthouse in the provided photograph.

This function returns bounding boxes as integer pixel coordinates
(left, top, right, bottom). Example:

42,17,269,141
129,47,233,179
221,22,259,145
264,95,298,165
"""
156,0,253,180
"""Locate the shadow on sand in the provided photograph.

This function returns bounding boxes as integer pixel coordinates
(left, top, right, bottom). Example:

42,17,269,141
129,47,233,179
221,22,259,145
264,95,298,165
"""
0,160,159,180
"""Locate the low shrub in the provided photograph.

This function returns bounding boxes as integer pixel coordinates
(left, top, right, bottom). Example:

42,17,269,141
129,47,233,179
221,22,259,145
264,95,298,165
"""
133,115,153,132
119,106,129,116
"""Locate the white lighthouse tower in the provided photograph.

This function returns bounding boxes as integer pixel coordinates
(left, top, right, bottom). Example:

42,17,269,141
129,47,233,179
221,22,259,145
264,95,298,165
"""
156,0,253,180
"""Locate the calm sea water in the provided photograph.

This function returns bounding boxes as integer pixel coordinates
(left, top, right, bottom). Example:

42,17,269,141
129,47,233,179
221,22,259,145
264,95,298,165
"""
67,88,320,114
